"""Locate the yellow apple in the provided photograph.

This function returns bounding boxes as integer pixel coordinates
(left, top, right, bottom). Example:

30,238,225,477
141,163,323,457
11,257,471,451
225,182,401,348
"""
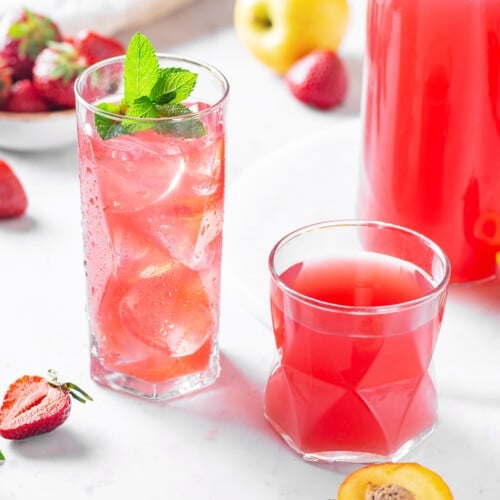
234,0,349,75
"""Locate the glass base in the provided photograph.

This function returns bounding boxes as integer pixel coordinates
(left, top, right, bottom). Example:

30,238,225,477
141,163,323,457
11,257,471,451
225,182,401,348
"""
90,343,220,400
265,415,435,464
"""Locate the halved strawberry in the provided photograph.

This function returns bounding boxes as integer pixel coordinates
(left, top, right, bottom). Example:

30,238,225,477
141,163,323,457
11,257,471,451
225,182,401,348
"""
0,370,92,440
285,50,348,110
0,8,62,80
0,159,28,218
76,30,125,66
32,41,87,109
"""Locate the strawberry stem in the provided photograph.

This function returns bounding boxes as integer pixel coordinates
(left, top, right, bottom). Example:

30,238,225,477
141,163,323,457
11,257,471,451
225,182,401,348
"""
63,383,93,404
47,369,93,403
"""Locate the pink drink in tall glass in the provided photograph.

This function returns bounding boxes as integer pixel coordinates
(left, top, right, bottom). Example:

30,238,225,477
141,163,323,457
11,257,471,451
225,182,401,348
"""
75,55,228,399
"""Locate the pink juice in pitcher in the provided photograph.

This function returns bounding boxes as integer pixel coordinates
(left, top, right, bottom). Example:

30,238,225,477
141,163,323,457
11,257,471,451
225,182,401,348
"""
360,0,500,282
265,254,442,459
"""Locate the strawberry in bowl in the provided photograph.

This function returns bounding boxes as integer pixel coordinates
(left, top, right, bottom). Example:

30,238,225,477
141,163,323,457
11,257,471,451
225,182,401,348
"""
0,7,125,151
0,8,62,80
32,40,88,109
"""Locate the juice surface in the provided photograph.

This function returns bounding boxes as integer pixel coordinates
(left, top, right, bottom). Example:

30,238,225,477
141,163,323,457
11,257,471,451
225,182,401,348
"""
265,255,441,458
78,106,225,384
360,0,500,282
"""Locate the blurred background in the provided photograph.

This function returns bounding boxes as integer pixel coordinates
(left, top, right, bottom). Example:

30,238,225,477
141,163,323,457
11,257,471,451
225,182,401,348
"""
2,0,237,41
0,0,366,179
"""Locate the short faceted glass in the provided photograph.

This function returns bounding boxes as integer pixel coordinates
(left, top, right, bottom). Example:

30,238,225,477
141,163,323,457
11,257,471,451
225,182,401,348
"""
265,220,450,463
75,54,228,400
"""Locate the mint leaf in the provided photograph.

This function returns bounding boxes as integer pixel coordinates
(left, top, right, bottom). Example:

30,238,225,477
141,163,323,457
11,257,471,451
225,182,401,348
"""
151,68,197,104
126,96,158,119
0,449,4,463
154,103,206,138
122,96,159,134
123,33,159,105
94,102,125,140
94,32,206,140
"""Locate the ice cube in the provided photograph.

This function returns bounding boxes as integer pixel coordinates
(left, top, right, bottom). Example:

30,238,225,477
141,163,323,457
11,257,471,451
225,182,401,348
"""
117,182,222,271
95,274,160,366
95,135,187,213
119,262,214,357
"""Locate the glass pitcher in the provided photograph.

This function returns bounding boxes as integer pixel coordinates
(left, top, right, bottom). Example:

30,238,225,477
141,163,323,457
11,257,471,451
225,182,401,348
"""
359,0,500,283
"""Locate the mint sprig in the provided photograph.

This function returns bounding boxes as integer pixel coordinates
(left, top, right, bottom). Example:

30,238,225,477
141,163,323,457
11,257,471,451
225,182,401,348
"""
95,33,206,140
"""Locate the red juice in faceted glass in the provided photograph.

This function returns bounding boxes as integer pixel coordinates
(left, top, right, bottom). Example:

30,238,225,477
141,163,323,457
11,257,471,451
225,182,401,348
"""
360,0,500,283
265,253,445,461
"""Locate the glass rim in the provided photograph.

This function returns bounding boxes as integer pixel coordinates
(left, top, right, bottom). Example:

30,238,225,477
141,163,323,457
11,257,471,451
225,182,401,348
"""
268,219,451,315
74,53,230,123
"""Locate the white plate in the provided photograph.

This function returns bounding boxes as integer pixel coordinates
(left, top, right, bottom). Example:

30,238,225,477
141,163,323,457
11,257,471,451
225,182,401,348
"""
0,109,76,151
223,117,500,401
224,118,362,325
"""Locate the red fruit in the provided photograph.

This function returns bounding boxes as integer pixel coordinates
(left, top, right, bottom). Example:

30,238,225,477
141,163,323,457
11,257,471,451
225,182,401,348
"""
0,159,28,218
32,41,87,109
0,8,62,80
285,50,348,110
61,34,76,45
3,78,50,112
0,370,92,440
0,60,12,107
76,30,125,66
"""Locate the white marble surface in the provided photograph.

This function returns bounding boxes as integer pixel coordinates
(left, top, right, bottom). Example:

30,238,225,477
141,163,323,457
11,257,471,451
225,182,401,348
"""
0,0,499,498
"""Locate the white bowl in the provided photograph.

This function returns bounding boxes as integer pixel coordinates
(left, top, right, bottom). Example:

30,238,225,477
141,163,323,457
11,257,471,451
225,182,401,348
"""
0,109,76,151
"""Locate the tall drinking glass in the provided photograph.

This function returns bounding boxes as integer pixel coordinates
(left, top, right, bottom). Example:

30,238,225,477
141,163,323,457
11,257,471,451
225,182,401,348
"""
359,0,500,283
265,220,450,463
75,55,229,399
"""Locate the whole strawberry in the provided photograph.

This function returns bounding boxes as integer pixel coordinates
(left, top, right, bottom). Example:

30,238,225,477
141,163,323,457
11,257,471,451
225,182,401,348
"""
0,370,92,440
285,50,348,110
32,41,87,109
76,30,125,66
0,158,27,218
0,59,12,107
0,8,62,80
4,78,50,112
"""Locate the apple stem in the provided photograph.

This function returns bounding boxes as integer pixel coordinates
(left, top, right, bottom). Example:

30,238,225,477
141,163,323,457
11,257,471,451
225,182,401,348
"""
251,5,272,29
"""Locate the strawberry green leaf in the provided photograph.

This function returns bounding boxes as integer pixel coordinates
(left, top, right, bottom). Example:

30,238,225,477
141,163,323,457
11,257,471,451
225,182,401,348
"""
62,383,93,404
8,23,29,39
0,449,5,463
123,32,158,105
48,369,93,404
